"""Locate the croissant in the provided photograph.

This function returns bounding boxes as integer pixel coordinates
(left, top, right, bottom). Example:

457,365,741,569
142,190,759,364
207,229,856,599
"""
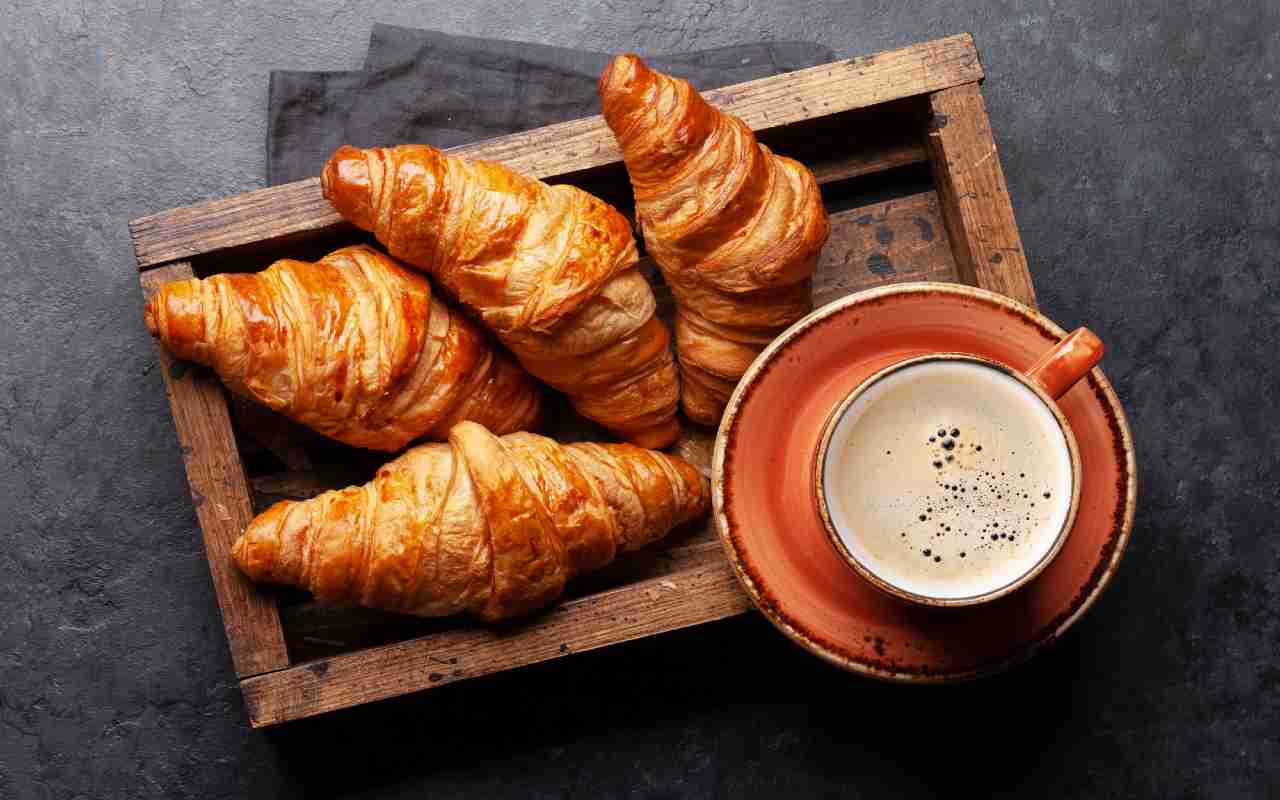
232,421,709,620
144,245,541,451
599,55,830,425
322,144,681,449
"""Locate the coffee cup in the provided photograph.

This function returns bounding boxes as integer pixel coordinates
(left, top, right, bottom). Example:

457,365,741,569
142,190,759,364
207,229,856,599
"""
814,328,1104,607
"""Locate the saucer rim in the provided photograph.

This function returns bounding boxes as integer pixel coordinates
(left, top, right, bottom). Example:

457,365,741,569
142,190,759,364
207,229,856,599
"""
711,281,1138,683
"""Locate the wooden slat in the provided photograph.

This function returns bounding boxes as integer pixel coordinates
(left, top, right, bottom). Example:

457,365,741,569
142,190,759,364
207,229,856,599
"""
925,83,1038,308
130,179,338,269
140,264,290,678
242,552,750,726
759,98,927,187
279,538,725,661
808,138,925,185
251,469,352,503
130,34,979,269
812,190,957,305
250,467,378,515
448,33,977,178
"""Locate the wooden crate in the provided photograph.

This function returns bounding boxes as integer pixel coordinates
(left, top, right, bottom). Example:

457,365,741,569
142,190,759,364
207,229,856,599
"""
131,33,1037,727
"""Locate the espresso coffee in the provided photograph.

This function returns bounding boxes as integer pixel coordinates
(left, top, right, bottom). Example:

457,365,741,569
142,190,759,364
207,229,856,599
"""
821,359,1074,601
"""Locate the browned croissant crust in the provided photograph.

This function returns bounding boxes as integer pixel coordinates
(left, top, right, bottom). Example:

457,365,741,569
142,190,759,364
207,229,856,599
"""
599,55,830,426
232,421,709,621
321,144,681,449
143,245,542,451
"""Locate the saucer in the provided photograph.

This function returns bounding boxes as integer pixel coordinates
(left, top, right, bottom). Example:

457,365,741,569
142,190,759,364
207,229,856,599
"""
712,283,1136,682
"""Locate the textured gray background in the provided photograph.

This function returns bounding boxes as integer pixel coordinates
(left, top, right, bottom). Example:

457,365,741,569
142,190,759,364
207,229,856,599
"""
2,1,1277,798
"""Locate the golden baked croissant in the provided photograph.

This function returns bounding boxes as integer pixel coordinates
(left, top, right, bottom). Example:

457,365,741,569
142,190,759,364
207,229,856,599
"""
144,245,541,451
232,421,709,621
599,55,830,425
322,144,681,449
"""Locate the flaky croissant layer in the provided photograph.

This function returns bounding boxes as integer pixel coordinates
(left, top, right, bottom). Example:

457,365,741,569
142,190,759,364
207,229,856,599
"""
599,54,830,426
233,421,709,621
322,144,681,449
144,245,542,451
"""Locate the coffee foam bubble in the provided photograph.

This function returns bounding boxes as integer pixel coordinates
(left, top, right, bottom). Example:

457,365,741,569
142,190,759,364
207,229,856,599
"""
822,360,1073,601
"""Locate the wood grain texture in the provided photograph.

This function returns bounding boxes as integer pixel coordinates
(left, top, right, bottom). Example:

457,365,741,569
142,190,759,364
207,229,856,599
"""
251,470,354,505
451,32,977,178
808,138,925,185
140,263,290,678
130,35,978,269
812,191,957,305
242,549,750,726
280,538,724,661
925,83,1038,308
131,178,339,269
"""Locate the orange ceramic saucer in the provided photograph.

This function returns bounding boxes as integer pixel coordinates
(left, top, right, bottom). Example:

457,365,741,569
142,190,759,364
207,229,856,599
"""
712,283,1136,682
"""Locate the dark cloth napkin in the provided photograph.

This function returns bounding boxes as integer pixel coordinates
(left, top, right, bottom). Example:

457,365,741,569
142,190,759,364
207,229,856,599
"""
266,24,833,185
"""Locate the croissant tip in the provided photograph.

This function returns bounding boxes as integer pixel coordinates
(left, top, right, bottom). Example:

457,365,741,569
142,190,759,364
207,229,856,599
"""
321,145,376,230
626,419,681,450
320,146,351,198
230,532,248,571
143,295,160,337
600,52,648,90
324,145,370,189
450,420,485,436
234,502,293,583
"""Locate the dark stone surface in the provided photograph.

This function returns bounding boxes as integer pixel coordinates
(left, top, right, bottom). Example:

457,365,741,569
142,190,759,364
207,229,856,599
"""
1,1,1276,797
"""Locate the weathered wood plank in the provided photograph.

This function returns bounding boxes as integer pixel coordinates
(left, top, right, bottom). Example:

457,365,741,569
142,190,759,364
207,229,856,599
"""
243,552,751,726
925,83,1038,308
279,538,725,661
130,179,338,269
130,35,979,268
812,190,957,305
251,469,353,504
808,137,925,185
448,33,977,178
140,263,290,678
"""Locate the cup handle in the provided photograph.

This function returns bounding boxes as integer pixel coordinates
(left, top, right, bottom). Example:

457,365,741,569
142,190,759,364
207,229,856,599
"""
1025,327,1104,401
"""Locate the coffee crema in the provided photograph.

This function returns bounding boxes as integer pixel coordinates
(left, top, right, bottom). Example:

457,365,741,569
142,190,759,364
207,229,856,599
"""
821,359,1074,601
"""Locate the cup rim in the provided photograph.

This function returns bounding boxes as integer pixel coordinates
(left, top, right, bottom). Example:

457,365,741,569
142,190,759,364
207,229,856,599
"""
813,352,1084,608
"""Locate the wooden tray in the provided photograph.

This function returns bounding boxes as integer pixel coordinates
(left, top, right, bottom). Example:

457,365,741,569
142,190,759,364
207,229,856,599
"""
130,33,1037,727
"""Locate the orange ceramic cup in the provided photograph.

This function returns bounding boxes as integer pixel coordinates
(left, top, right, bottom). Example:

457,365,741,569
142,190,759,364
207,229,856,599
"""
813,328,1104,608
713,282,1135,681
